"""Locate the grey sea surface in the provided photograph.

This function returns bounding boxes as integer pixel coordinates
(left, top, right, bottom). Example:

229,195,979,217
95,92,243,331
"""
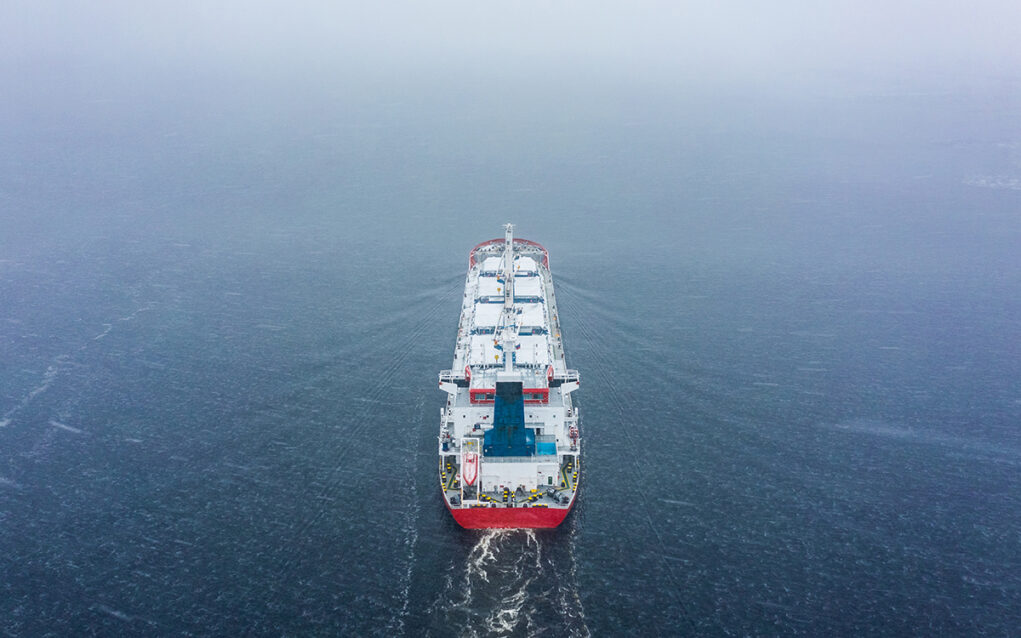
2,55,1021,636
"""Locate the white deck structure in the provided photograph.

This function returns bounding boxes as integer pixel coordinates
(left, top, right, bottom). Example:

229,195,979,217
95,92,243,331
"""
439,224,581,513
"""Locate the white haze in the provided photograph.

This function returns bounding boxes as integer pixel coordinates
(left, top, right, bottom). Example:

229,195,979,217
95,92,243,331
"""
4,1,1021,91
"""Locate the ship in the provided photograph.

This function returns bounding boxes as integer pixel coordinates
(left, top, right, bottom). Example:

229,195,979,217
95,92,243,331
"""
438,224,581,529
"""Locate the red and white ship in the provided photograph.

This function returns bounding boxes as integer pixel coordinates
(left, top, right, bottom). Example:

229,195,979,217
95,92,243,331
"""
438,224,581,529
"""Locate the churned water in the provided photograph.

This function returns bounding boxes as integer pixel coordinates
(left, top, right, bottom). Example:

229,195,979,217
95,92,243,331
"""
2,67,1020,636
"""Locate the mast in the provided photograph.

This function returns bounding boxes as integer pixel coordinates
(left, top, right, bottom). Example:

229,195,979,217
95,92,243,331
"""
503,223,515,314
502,223,516,372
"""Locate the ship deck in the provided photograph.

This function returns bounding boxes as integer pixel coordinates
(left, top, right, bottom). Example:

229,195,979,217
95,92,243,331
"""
438,230,580,528
441,455,578,510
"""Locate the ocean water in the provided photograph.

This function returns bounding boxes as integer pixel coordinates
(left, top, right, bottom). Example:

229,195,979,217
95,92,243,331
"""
2,69,1020,636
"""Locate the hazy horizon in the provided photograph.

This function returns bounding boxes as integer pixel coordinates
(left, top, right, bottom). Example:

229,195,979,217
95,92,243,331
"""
5,2,1021,87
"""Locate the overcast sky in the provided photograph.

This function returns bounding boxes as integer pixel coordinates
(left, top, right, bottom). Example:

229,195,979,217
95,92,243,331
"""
4,1,1021,89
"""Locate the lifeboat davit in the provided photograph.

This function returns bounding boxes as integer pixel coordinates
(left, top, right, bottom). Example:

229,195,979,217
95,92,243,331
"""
462,452,479,486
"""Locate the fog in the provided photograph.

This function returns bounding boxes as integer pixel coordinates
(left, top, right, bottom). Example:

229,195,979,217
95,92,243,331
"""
5,1,1021,88
3,2,1020,276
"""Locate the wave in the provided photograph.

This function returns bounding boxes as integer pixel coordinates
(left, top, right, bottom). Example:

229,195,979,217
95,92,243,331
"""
428,525,589,637
831,418,1021,462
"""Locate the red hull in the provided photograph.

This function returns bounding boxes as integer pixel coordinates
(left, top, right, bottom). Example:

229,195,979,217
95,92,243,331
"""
446,501,572,529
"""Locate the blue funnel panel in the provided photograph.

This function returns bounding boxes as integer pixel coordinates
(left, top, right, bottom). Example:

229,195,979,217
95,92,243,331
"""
483,381,535,457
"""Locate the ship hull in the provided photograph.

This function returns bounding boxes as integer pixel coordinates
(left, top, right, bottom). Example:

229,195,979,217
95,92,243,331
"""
446,501,572,529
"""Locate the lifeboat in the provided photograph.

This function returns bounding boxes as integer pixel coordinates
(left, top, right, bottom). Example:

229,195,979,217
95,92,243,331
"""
462,451,479,486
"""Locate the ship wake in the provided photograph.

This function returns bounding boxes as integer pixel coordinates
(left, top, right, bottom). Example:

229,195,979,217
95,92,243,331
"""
430,525,589,637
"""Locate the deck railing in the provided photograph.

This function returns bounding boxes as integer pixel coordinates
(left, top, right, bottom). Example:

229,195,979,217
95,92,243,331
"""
481,454,559,463
553,369,580,383
438,369,460,384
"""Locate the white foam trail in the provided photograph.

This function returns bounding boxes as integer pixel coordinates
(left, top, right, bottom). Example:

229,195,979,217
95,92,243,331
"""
437,530,511,635
661,499,695,507
21,366,57,402
467,529,503,584
486,582,529,634
84,303,157,348
2,358,66,422
442,526,591,637
95,605,133,622
526,530,540,570
49,420,83,434
482,532,538,635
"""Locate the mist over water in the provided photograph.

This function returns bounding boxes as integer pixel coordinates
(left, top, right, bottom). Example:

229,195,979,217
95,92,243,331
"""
2,2,1021,635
